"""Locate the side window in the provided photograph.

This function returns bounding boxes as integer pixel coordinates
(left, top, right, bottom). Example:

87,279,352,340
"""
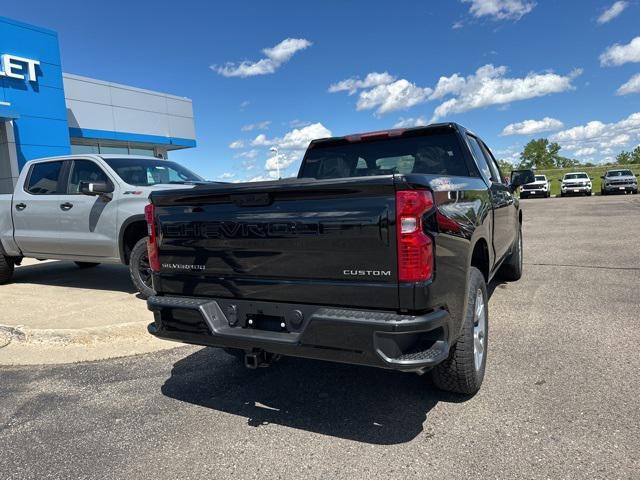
466,135,492,181
25,161,64,195
67,160,110,194
480,141,504,184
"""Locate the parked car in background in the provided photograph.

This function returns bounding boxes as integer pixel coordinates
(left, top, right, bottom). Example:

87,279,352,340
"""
0,155,210,296
600,169,638,195
560,172,592,197
146,123,534,395
520,174,551,198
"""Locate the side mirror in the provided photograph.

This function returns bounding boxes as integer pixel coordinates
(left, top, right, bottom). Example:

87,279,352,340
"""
80,181,114,196
600,176,605,179
510,169,535,189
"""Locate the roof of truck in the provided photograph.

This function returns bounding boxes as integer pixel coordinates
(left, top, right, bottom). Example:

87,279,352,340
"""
308,122,465,147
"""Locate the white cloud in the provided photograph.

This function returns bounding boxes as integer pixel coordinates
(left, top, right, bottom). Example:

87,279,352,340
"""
550,112,640,162
328,72,396,95
332,64,578,120
272,122,332,150
494,145,522,163
329,73,432,115
600,36,640,66
244,123,332,179
233,149,258,159
243,160,257,171
212,38,312,78
574,147,597,156
431,65,581,120
239,100,250,110
218,172,236,180
289,119,312,128
251,133,270,147
228,140,244,149
500,117,564,136
597,1,628,24
452,20,465,29
265,153,298,172
430,74,466,100
241,120,271,132
394,116,428,128
461,0,536,21
616,73,640,95
356,79,433,115
247,173,278,182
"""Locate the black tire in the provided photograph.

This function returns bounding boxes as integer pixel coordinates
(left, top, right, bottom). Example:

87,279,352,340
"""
75,262,100,268
0,255,14,285
432,267,488,395
129,237,156,299
498,224,523,281
560,193,565,197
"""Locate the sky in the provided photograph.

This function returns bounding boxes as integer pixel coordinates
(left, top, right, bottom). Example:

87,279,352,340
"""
4,0,640,181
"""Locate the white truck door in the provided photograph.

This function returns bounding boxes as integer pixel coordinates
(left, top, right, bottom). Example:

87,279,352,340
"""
12,159,70,255
54,159,119,258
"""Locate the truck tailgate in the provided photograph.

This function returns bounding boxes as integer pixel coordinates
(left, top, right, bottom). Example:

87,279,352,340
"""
151,176,400,309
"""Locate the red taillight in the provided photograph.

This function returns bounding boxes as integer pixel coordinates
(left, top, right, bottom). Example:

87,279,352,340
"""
396,190,434,282
144,203,160,273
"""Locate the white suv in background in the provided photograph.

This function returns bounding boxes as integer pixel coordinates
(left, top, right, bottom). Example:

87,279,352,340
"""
520,174,551,198
560,172,592,197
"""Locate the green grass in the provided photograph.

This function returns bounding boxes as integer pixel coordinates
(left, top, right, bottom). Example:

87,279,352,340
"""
519,164,640,196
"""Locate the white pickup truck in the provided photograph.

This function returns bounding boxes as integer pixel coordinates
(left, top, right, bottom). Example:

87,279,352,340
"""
520,174,551,198
0,154,208,297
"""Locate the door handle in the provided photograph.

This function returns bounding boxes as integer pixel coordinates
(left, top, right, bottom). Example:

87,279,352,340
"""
15,203,26,211
60,202,74,211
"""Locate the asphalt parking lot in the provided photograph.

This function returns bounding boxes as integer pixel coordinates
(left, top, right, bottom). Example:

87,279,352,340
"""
1,194,639,479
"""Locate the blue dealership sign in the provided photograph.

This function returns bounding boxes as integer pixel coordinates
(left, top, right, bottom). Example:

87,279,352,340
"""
0,16,70,167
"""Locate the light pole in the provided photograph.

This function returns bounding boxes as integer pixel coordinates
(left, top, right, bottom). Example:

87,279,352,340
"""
269,146,280,179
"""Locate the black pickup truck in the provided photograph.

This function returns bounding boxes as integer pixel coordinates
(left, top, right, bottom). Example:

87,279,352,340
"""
146,123,533,394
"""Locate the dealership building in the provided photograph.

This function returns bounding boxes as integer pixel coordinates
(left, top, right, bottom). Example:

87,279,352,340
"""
0,15,196,193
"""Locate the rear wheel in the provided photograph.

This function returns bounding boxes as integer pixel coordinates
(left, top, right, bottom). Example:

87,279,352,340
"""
129,237,156,299
432,267,488,395
0,255,14,285
74,262,100,268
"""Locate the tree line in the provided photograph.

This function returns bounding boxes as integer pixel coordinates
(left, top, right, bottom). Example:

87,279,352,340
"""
498,138,640,172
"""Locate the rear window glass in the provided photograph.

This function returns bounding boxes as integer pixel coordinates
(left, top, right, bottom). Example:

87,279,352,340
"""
299,132,470,179
26,161,63,195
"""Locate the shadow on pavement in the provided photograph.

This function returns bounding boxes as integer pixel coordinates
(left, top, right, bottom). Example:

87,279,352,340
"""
13,261,137,294
487,279,508,298
162,347,471,445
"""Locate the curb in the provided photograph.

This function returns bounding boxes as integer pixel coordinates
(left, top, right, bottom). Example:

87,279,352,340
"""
0,321,152,346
